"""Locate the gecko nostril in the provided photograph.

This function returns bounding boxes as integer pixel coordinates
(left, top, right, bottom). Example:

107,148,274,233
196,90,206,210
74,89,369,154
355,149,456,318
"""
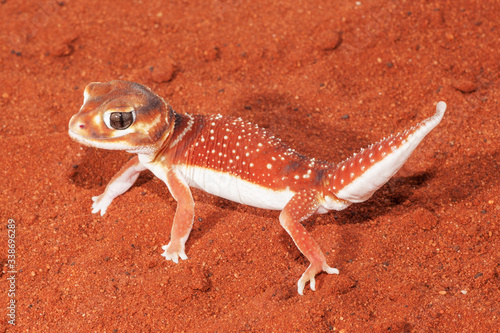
79,124,85,129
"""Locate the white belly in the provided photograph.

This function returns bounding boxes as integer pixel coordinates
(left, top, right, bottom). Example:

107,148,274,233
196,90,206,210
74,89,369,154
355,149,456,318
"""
176,165,295,210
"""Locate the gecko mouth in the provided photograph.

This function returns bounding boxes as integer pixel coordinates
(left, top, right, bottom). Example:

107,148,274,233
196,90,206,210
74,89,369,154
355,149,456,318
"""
68,129,103,143
68,128,131,142
68,129,151,154
68,129,103,146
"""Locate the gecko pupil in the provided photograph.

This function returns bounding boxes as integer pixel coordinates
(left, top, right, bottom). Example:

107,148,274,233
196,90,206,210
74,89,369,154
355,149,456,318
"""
109,112,133,129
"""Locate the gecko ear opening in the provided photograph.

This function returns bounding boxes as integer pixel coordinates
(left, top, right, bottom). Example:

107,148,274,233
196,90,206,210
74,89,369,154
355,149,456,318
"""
104,111,136,130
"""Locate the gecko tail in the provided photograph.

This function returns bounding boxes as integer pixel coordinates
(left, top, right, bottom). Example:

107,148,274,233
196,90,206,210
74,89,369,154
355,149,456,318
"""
330,101,446,203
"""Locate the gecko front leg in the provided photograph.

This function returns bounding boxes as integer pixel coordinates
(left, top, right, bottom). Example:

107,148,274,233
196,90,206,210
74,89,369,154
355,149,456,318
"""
279,189,339,295
92,156,147,216
159,168,195,263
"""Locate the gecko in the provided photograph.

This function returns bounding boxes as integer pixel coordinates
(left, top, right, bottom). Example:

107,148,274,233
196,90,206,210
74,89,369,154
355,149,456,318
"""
68,80,446,295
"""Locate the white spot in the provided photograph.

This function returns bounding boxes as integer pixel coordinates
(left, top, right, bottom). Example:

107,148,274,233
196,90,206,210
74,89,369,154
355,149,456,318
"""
210,136,214,140
250,163,254,167
267,163,272,169
210,129,214,134
294,175,300,180
224,135,228,140
245,152,250,157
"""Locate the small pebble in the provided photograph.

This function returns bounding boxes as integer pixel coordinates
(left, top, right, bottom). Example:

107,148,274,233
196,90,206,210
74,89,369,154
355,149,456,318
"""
452,79,477,93
151,61,175,83
316,30,342,51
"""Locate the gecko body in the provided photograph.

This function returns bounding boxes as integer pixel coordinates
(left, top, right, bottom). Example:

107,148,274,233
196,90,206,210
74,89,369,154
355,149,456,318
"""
68,80,446,294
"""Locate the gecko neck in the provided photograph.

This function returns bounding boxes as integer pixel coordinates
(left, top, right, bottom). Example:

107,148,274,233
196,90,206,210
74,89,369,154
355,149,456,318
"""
151,111,194,162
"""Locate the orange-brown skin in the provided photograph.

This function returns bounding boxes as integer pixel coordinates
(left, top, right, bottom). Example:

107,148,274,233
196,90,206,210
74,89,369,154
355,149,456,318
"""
69,80,446,294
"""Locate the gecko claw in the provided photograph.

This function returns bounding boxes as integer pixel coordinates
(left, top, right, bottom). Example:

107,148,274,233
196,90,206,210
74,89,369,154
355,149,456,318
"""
91,195,111,216
161,243,188,263
297,263,339,295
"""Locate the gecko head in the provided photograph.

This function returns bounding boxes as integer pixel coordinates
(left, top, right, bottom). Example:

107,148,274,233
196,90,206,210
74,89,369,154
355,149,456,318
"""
68,80,175,154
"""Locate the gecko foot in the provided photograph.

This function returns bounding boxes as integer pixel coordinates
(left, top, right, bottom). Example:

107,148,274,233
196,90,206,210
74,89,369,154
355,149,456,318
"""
161,242,188,263
297,263,339,295
91,194,112,216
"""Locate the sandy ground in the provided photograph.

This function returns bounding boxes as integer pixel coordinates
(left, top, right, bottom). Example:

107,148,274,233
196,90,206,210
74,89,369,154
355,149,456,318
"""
1,0,499,331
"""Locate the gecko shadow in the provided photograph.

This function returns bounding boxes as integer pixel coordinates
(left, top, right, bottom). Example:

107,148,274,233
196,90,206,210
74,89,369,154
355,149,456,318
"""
276,170,435,267
69,149,132,189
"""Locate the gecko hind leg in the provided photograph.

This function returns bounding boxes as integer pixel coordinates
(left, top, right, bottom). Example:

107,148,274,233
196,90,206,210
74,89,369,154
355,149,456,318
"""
279,189,339,295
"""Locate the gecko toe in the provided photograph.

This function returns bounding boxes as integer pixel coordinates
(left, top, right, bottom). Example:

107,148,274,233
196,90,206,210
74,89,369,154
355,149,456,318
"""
324,265,340,275
178,251,188,260
309,277,316,291
297,280,305,295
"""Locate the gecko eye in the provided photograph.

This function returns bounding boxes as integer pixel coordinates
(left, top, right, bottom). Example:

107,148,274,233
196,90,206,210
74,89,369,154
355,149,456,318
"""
108,112,135,130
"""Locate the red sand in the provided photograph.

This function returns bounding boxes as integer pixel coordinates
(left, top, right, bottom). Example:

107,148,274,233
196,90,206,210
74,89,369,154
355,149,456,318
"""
1,0,498,331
